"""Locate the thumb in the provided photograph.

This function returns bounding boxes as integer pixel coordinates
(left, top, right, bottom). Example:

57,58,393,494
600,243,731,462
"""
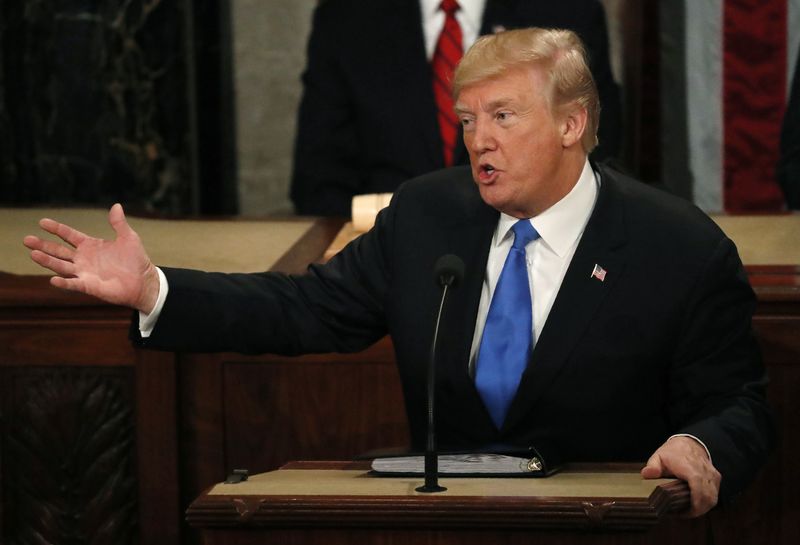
641,453,664,479
108,203,135,238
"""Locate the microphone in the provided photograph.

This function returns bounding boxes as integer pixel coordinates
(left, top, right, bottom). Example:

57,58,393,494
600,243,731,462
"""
434,254,465,288
416,254,465,493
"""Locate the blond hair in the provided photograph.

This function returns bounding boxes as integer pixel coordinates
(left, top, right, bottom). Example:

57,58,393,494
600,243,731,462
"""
453,28,600,153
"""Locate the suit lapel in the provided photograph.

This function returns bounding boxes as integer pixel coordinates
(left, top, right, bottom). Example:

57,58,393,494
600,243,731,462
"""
437,195,499,427
503,168,629,430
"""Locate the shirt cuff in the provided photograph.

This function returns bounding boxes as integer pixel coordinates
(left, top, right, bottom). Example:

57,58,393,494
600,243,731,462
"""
669,433,713,463
138,267,169,338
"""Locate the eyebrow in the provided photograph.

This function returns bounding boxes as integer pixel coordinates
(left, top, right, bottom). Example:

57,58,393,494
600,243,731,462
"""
484,97,516,110
454,97,517,115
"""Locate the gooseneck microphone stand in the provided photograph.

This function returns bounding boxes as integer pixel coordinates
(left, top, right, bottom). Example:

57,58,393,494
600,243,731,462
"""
416,254,464,493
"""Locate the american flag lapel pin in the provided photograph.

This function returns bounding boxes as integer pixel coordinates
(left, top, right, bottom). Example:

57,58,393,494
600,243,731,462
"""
590,264,607,282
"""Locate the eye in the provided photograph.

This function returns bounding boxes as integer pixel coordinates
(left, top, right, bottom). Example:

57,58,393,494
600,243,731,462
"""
459,116,475,131
496,111,513,122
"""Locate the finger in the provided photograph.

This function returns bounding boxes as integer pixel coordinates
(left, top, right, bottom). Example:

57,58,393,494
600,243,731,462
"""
687,485,712,518
685,472,719,518
24,236,75,262
23,235,45,251
108,203,135,238
641,454,663,479
50,275,88,294
30,249,77,278
39,218,88,248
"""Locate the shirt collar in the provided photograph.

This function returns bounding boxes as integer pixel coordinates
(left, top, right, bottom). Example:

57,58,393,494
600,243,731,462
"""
494,159,599,257
420,0,484,29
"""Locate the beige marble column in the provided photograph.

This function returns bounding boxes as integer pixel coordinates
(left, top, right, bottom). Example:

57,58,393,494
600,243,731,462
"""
231,0,316,216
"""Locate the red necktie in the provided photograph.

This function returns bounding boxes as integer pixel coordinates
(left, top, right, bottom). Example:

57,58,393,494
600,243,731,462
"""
431,0,463,167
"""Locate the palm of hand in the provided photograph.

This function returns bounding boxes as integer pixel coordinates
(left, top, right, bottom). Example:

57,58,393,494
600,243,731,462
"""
24,204,159,312
71,231,152,308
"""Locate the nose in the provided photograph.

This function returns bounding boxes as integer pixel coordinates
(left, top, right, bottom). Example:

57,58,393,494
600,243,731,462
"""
467,118,497,154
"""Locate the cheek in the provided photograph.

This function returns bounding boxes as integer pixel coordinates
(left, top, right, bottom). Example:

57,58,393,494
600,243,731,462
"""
506,140,540,173
517,135,560,168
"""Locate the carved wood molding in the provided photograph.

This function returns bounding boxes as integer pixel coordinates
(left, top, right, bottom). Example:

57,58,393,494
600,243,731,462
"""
3,368,138,545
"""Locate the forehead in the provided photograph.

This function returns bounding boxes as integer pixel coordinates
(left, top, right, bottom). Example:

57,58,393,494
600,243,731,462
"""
454,65,550,110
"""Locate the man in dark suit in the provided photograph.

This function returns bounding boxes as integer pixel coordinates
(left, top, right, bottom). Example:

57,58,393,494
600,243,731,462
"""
291,0,621,216
25,28,770,518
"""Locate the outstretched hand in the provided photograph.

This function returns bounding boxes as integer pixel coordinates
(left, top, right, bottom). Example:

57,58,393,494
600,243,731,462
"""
23,203,160,313
641,436,721,518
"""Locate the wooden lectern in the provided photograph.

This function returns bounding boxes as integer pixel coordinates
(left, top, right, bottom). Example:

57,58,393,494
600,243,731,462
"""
186,461,704,545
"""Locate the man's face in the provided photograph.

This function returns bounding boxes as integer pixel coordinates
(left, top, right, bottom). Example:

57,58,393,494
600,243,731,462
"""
455,66,579,218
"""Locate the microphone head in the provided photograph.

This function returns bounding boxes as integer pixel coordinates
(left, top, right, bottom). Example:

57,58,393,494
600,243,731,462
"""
433,254,465,287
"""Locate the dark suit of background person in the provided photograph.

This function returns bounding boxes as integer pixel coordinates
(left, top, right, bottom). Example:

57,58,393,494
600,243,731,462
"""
778,46,800,209
289,0,622,216
136,162,772,502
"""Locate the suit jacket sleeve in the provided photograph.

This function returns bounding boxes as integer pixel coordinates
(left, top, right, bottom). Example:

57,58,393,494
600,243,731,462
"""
132,201,402,355
668,235,773,500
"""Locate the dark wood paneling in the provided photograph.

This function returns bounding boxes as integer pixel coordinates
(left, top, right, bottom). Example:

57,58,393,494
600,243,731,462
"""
0,274,180,545
178,354,227,545
177,341,409,499
136,349,181,545
705,355,800,545
221,343,409,473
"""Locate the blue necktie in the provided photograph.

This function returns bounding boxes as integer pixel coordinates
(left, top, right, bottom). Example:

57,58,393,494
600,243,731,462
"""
475,220,540,429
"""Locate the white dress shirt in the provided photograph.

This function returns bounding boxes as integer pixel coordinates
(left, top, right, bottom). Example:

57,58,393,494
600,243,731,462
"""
139,267,168,337
420,0,486,59
468,159,599,375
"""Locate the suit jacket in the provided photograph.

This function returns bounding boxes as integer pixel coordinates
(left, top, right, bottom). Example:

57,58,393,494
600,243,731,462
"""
138,164,772,501
290,0,622,216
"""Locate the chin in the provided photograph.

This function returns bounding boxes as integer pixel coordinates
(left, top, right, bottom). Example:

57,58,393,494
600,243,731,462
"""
478,186,511,213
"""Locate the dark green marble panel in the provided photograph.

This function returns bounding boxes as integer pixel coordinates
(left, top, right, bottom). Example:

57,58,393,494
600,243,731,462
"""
0,0,196,214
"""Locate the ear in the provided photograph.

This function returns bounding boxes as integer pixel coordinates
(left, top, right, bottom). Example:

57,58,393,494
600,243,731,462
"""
560,105,588,148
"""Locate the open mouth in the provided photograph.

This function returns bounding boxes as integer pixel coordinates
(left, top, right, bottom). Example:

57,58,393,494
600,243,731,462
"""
479,163,498,181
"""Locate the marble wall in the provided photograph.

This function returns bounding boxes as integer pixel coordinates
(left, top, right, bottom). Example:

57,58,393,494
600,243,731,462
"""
231,0,315,216
0,0,198,214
